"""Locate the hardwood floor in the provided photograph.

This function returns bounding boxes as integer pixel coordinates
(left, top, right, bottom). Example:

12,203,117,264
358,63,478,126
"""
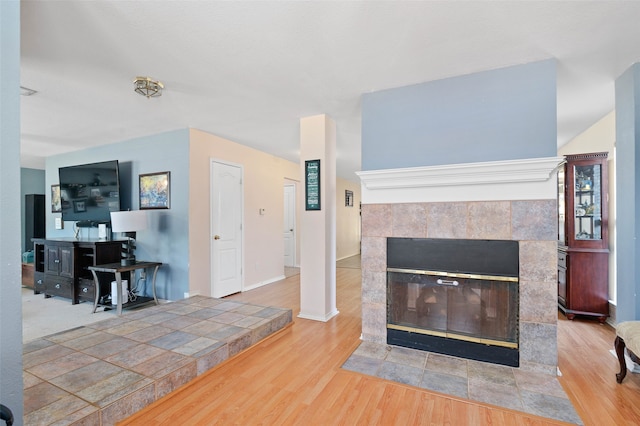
557,313,640,425
121,264,640,425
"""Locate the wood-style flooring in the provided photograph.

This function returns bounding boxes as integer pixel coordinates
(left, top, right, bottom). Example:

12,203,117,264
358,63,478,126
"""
121,260,640,425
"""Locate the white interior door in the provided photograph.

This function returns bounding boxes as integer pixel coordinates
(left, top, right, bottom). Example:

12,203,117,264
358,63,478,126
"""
284,184,296,267
211,160,243,298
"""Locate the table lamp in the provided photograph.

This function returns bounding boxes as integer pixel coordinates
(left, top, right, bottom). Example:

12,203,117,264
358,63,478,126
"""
110,210,147,266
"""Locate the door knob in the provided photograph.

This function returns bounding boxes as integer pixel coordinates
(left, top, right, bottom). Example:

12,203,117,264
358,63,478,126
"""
214,235,220,240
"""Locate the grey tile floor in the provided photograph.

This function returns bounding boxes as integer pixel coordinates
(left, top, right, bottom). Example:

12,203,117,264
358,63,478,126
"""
23,296,292,425
342,341,583,425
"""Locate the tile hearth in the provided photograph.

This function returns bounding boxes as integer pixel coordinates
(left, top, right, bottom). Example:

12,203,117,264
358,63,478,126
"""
23,296,292,425
342,341,582,425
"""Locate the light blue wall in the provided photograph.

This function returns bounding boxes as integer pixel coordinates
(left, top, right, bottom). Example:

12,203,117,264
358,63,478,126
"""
21,167,46,252
615,64,640,321
0,0,24,420
46,129,190,301
361,59,557,170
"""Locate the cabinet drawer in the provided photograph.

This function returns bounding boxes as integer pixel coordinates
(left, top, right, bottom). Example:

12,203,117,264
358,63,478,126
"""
44,276,73,298
77,278,96,302
34,272,46,293
558,252,567,268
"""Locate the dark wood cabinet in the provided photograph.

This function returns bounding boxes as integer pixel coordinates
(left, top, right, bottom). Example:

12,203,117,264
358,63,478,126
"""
45,243,74,278
558,152,609,322
25,194,45,252
33,238,123,304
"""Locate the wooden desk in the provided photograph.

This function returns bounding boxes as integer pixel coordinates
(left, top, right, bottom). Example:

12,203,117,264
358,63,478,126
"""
89,261,162,316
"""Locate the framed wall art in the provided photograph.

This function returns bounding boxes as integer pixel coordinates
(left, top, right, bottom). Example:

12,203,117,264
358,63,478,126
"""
51,184,62,213
139,171,171,209
345,190,354,207
305,159,321,211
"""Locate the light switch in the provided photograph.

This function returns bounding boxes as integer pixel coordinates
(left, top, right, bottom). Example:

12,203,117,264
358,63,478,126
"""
55,217,63,229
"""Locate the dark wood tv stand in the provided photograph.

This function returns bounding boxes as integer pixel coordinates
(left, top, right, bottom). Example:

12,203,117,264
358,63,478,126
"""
32,238,125,304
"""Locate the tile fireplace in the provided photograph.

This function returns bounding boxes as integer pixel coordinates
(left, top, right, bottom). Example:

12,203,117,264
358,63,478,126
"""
357,157,563,374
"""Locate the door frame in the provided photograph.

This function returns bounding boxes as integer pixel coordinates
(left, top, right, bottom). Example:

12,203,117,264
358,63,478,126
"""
210,158,244,297
284,182,297,268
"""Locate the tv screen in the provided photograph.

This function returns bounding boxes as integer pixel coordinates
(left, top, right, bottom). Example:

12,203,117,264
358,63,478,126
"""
58,160,121,224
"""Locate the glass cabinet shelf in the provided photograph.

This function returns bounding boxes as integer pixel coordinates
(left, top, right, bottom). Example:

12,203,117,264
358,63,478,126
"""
572,163,603,241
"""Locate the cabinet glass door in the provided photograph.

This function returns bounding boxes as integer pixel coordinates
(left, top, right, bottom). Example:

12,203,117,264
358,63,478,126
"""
573,164,602,241
558,167,565,244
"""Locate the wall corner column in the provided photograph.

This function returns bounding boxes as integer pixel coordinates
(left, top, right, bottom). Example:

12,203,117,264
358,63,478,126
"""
615,63,640,322
0,0,25,420
298,114,338,321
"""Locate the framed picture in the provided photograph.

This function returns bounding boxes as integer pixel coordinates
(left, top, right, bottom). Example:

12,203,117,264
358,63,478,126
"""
51,184,62,213
345,190,354,207
139,171,171,209
73,199,87,213
305,159,321,211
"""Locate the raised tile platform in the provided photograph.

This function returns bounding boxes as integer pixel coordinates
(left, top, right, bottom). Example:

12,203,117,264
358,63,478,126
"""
23,296,292,425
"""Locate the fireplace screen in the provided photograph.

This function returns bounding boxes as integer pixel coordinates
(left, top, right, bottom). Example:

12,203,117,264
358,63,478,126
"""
387,269,518,348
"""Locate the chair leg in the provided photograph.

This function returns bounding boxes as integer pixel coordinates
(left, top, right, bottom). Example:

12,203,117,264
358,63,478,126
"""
615,335,628,384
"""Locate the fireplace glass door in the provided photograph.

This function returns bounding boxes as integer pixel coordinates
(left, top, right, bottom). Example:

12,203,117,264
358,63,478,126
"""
387,269,518,348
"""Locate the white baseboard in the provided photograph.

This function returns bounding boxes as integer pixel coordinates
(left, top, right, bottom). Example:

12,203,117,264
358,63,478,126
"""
337,252,361,261
243,275,285,292
606,301,616,327
298,309,339,322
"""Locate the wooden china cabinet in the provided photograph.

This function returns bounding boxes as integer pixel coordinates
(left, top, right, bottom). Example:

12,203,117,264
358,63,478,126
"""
558,152,609,322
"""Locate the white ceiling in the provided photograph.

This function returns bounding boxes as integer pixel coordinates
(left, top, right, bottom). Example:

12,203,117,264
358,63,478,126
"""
19,1,640,180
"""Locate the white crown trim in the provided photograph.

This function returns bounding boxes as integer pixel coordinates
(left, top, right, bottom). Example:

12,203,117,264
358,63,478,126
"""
356,156,564,204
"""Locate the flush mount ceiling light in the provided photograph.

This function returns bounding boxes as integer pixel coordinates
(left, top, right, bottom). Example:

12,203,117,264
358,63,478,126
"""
133,76,164,98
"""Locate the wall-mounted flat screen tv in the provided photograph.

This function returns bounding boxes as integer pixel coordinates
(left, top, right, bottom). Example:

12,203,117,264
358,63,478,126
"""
58,160,121,224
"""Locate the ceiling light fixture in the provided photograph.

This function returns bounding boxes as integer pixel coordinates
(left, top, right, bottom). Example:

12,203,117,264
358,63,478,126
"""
133,76,164,98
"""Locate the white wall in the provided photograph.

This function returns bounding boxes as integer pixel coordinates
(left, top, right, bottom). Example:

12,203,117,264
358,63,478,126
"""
558,111,617,303
188,129,300,297
336,177,361,260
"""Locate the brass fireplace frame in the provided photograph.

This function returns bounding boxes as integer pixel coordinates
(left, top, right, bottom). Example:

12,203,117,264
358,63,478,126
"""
387,267,519,350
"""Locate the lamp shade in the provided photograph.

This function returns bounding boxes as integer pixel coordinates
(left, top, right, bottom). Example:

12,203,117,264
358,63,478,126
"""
110,210,147,233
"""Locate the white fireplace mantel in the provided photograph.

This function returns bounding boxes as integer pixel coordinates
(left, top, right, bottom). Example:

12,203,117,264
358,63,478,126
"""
356,156,564,204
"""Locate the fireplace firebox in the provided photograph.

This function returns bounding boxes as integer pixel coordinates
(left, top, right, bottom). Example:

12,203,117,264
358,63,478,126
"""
387,238,519,367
